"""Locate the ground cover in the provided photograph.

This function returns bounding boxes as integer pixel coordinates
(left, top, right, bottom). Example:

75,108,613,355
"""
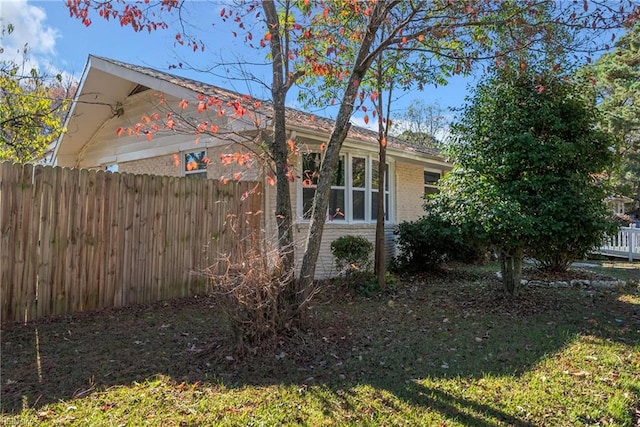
1,261,638,426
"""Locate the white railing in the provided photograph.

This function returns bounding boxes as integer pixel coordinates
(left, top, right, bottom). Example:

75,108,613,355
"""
597,226,640,261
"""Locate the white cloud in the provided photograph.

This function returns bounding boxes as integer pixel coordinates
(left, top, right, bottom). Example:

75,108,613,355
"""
0,0,59,73
350,115,378,131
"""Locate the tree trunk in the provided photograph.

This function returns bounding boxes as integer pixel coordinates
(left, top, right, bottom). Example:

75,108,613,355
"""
263,1,295,293
500,248,523,297
374,144,386,288
298,5,386,300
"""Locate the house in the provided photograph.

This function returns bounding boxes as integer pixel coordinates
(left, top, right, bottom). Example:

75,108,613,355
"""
605,195,634,216
53,55,452,278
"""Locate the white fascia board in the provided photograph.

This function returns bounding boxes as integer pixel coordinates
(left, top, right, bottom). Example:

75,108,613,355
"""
52,56,94,164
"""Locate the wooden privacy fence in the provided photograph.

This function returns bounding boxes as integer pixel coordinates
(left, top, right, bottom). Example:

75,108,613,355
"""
0,162,262,323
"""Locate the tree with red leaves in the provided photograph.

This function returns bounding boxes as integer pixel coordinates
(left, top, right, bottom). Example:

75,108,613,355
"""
65,0,639,328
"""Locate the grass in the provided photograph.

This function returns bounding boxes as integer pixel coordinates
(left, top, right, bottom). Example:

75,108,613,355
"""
1,261,639,426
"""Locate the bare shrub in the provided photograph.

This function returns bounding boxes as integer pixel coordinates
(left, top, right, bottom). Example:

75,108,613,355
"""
204,233,317,353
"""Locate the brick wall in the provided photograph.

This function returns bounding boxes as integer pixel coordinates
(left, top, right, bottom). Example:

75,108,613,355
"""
117,146,261,181
395,160,426,223
291,223,396,279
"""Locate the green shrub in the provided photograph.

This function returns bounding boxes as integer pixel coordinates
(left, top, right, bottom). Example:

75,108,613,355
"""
393,211,484,273
330,235,373,276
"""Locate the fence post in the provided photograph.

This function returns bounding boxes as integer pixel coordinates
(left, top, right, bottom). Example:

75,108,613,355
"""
628,226,634,262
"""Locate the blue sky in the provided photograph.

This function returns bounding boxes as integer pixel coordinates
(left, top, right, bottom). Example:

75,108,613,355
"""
0,0,476,131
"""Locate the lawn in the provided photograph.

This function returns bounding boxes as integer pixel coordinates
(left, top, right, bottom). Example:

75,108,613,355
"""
1,261,639,426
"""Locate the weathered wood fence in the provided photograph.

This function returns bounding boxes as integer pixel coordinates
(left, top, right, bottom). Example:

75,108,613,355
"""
0,162,262,323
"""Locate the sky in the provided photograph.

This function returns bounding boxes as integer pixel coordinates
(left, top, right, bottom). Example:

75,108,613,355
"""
0,0,476,131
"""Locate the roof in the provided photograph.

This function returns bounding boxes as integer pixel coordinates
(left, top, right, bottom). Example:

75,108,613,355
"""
91,55,442,159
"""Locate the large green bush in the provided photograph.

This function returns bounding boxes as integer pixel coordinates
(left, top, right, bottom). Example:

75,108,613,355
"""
393,208,484,273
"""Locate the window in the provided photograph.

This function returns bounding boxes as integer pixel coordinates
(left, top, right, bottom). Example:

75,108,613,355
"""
424,170,441,195
184,150,208,179
302,153,345,220
105,164,118,173
300,152,390,223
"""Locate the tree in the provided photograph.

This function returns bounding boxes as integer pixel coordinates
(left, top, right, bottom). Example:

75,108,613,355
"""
65,0,639,317
0,24,72,162
294,0,638,295
584,24,640,214
438,65,615,295
392,100,447,148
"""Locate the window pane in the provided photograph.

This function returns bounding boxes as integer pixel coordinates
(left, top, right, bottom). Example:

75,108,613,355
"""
185,151,208,172
371,191,379,220
353,190,365,220
105,164,118,173
385,164,389,190
424,171,440,185
302,188,315,218
352,157,366,188
424,186,439,196
329,189,345,221
370,191,388,221
385,193,389,220
372,161,389,190
303,153,321,186
333,156,345,186
372,160,379,190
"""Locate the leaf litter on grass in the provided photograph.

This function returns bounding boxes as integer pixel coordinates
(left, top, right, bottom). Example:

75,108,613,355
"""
1,262,639,425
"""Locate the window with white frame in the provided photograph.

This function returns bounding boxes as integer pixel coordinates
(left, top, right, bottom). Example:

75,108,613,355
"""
300,152,390,223
302,153,346,221
184,150,208,179
424,170,441,195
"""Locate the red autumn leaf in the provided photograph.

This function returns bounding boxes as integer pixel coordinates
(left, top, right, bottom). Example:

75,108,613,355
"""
380,138,387,148
363,115,369,124
179,99,188,109
220,8,225,16
210,125,219,133
234,172,242,181
172,154,180,167
266,174,276,186
197,102,206,113
116,127,124,137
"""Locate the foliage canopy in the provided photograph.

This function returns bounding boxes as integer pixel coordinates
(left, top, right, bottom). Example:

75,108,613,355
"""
0,24,71,162
437,65,615,293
